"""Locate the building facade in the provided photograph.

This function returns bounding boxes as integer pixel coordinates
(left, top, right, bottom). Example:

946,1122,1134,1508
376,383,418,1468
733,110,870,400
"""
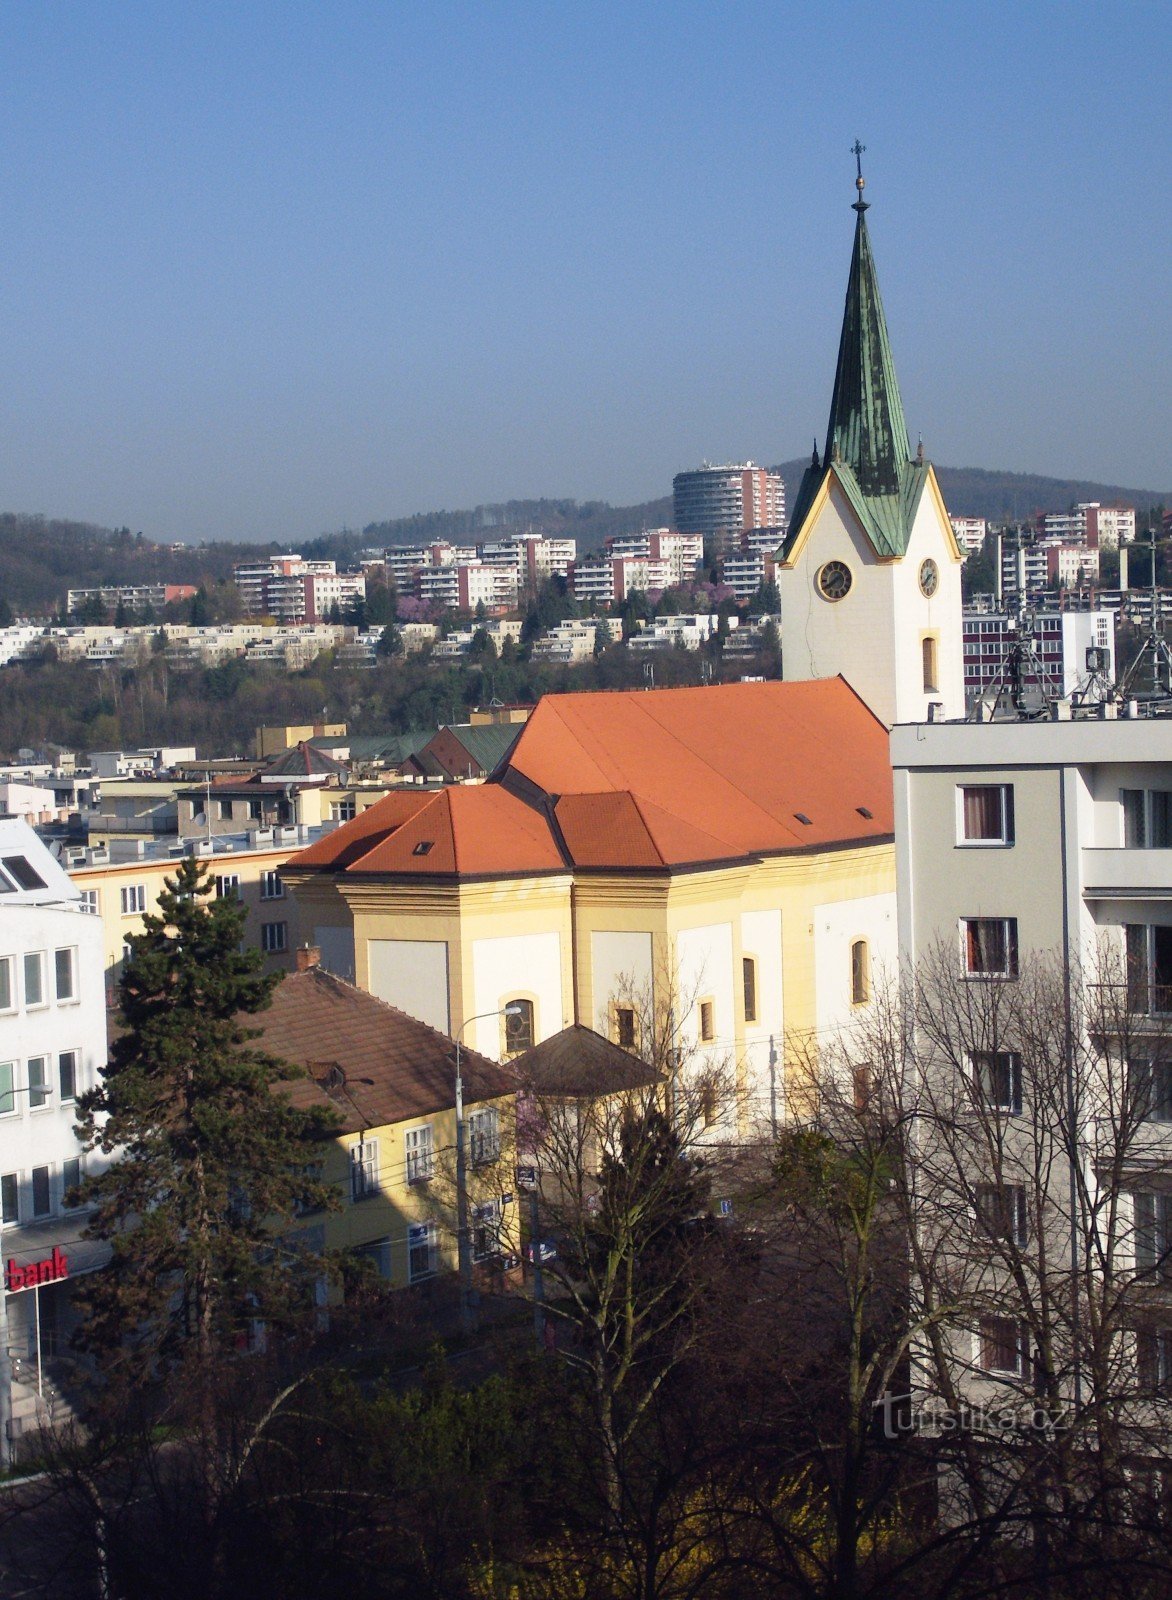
0,820,109,1451
673,464,786,551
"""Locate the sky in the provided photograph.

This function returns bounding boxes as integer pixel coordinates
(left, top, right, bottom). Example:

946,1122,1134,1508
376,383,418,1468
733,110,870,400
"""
2,1,1170,544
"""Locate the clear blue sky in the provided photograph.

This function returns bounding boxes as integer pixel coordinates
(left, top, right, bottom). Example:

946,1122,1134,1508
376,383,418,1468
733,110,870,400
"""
3,1,1169,543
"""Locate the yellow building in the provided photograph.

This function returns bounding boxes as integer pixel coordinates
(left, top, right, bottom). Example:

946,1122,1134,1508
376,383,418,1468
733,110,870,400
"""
282,679,897,1129
66,832,317,996
254,954,518,1288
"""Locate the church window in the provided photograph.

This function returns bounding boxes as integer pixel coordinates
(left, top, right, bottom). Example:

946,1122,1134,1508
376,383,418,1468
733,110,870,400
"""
922,636,939,693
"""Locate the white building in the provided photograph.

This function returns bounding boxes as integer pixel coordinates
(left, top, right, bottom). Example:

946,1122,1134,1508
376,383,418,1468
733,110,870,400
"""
950,516,988,555
890,709,1172,1438
0,820,109,1452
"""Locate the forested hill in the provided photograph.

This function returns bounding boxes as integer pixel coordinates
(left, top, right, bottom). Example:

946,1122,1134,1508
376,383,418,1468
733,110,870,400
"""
4,461,1169,614
0,515,265,615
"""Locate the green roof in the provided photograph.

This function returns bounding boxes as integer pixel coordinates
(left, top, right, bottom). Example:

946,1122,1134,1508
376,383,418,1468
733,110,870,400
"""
784,200,928,561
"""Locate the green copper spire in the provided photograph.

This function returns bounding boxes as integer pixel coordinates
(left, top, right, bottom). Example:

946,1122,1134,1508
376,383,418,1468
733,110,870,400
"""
783,149,928,561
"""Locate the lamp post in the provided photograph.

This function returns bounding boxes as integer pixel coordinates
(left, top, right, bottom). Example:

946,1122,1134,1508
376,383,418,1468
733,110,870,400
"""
454,1008,510,1336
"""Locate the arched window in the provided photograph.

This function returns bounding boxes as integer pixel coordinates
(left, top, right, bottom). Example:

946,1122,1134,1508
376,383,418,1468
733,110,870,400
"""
504,998,534,1054
922,635,939,693
851,939,870,1006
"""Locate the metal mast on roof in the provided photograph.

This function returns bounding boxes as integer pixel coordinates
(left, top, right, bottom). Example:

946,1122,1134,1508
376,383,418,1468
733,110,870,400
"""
969,534,1062,719
1118,520,1172,702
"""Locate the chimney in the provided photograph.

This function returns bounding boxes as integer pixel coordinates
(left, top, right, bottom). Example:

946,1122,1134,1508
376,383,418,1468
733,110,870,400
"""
296,944,321,972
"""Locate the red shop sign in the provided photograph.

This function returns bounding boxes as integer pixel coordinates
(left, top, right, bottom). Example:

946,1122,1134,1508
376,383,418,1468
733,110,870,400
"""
5,1246,69,1292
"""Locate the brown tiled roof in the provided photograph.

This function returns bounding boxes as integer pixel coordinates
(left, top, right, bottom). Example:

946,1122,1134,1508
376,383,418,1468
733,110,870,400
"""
507,1024,660,1097
284,679,893,880
252,966,513,1132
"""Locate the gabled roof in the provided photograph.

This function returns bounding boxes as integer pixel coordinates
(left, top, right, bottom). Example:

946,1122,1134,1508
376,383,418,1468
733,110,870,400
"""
783,197,927,562
508,1024,659,1098
285,679,893,881
255,965,513,1132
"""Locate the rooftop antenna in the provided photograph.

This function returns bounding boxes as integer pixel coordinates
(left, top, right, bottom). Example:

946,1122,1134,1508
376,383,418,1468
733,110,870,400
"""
969,537,1061,720
1118,519,1172,702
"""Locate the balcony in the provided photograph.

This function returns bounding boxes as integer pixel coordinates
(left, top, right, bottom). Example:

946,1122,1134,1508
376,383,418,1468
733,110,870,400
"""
1081,848,1172,901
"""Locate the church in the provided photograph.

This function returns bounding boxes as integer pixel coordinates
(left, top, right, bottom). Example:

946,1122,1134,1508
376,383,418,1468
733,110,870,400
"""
776,156,964,726
281,163,955,1117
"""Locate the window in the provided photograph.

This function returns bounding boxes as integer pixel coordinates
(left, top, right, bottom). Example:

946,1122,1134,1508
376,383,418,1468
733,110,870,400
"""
215,874,240,900
120,884,146,915
62,1158,81,1207
261,921,288,953
850,939,870,1005
504,999,534,1055
0,1063,13,1117
976,1183,1028,1246
469,1106,501,1167
979,1316,1027,1376
331,800,357,823
852,1062,873,1114
408,1221,437,1282
922,635,939,693
23,951,45,1007
1134,1191,1172,1279
973,1051,1023,1115
472,1200,499,1261
0,1173,16,1224
0,957,11,1012
1126,925,1172,1014
249,799,263,821
959,785,1015,845
218,799,233,821
27,1057,49,1110
1122,789,1172,849
54,947,76,1002
962,918,1019,978
1137,1328,1172,1393
1131,1057,1172,1123
31,1166,50,1218
260,870,284,900
699,1000,715,1043
2,856,46,891
405,1124,434,1185
743,957,757,1023
349,1139,379,1201
615,1006,637,1050
80,889,99,915
58,1050,77,1103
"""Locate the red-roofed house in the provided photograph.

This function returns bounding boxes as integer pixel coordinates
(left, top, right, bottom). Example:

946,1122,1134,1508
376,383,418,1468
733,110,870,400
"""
282,679,896,1127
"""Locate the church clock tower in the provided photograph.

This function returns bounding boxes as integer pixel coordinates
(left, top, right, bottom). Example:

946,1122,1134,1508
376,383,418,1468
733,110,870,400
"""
776,149,964,726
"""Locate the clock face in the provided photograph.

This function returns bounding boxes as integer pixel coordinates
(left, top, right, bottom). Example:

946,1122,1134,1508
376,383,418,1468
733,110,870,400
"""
818,560,852,602
919,558,939,597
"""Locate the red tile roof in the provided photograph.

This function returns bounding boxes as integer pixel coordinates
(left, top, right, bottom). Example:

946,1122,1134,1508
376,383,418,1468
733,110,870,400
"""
285,679,892,880
254,966,513,1132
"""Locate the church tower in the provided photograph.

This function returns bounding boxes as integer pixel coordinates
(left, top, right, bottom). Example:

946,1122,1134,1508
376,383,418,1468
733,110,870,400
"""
776,151,964,725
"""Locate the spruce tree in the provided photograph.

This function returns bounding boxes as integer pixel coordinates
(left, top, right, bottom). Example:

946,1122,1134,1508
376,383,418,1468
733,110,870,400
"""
74,857,339,1375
